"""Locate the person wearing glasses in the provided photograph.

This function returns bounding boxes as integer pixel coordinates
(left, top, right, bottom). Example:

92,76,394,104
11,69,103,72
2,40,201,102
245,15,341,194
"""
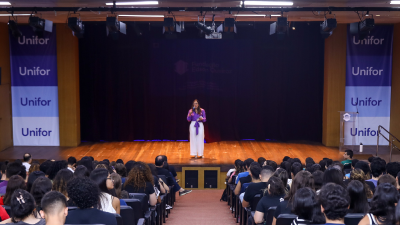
187,99,206,158
90,168,121,214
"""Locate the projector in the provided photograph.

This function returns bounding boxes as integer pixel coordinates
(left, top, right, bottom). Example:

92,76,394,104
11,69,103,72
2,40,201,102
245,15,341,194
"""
205,32,222,39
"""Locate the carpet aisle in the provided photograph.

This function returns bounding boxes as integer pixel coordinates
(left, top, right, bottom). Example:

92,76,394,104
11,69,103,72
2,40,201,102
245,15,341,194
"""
167,190,237,225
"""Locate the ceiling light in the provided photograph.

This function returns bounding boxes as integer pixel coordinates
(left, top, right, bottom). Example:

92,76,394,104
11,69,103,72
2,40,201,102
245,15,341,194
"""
0,2,11,5
234,14,266,16
271,14,282,16
376,15,381,16
118,15,164,17
390,1,400,4
244,1,293,6
106,1,158,5
0,14,31,16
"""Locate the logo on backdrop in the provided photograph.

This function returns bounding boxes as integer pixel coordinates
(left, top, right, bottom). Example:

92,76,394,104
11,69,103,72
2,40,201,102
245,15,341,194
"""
175,60,188,75
18,36,50,45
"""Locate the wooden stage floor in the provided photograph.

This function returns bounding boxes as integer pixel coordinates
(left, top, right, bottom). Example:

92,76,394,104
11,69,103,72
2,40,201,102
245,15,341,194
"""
0,141,342,168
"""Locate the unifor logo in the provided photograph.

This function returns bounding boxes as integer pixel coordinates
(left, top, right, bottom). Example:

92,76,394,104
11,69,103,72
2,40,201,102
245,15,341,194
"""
175,60,188,75
343,113,351,122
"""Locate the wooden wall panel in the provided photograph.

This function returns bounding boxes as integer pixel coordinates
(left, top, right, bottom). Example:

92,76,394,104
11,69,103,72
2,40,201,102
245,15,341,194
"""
391,24,400,142
0,23,12,151
322,24,347,147
57,24,81,146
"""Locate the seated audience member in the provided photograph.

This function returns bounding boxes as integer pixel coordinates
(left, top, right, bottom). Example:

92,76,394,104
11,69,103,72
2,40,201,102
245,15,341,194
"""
318,183,349,225
79,156,94,173
227,160,242,182
110,173,129,201
291,187,325,225
355,161,372,179
319,160,327,172
236,158,254,184
67,157,76,173
155,156,191,196
386,162,400,178
234,162,259,196
148,164,169,194
90,168,120,214
22,153,32,172
242,163,268,207
39,160,53,175
125,160,136,174
377,174,396,186
39,191,68,225
274,168,289,193
341,149,353,166
254,176,286,224
28,163,40,175
312,170,323,192
359,183,398,225
368,158,386,187
322,167,345,187
0,189,44,225
2,175,27,205
26,171,45,192
115,163,127,184
30,177,52,210
307,164,321,174
267,160,278,171
347,180,369,214
124,162,157,206
282,161,293,185
258,157,267,167
116,159,124,164
273,171,315,225
0,162,26,193
52,169,74,206
161,155,177,179
349,168,373,198
73,165,90,178
290,163,303,181
47,161,68,180
66,177,117,225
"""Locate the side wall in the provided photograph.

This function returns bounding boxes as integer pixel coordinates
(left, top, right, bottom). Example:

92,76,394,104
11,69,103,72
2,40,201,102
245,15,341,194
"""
391,24,400,142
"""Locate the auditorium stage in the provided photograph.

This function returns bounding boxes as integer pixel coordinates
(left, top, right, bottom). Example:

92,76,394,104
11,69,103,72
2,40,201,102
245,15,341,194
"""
0,141,343,170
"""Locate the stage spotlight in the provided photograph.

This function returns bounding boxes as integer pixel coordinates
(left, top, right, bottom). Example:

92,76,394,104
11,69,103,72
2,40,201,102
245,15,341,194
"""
320,18,336,38
223,18,236,33
163,18,175,33
270,17,288,39
195,21,214,35
106,17,126,40
8,20,22,38
68,17,84,38
29,16,53,37
290,21,296,30
350,18,375,40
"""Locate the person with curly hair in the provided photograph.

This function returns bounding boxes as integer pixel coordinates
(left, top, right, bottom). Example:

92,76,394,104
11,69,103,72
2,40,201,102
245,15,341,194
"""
349,168,373,198
52,169,74,206
318,183,349,225
124,162,157,206
28,163,40,175
90,168,120,214
66,177,117,225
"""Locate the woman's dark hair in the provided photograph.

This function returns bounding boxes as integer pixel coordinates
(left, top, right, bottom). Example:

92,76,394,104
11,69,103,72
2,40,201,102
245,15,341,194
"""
46,160,68,180
267,160,278,171
4,175,27,205
26,171,45,192
111,173,123,198
312,170,324,191
350,168,373,198
308,164,321,174
293,187,325,224
369,183,398,224
67,177,100,209
283,161,292,179
80,157,94,173
319,160,327,172
305,157,315,165
355,161,371,178
323,167,345,187
52,169,74,196
285,171,314,203
273,168,288,189
90,168,111,194
268,176,285,196
74,165,90,178
10,189,37,223
351,159,359,168
347,180,369,214
125,162,154,190
39,160,53,175
293,158,302,165
191,99,201,115
282,156,290,162
319,183,349,220
258,157,267,167
125,160,136,174
30,176,52,208
234,159,242,174
115,163,127,177
291,162,303,178
28,163,40,174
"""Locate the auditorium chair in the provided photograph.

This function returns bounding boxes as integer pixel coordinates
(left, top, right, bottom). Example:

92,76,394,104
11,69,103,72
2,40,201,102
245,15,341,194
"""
344,213,365,225
1,205,10,216
129,193,156,225
158,174,174,212
244,194,263,225
265,207,277,225
124,198,145,225
113,213,123,225
120,206,136,225
276,214,297,225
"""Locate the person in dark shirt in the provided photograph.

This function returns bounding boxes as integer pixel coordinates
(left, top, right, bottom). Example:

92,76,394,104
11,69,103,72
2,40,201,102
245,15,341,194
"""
234,162,260,196
254,176,286,224
242,165,274,208
161,155,178,178
66,177,117,225
291,187,325,225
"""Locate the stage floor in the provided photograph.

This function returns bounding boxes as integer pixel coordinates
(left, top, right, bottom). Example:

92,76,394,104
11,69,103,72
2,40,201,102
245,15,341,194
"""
0,141,342,168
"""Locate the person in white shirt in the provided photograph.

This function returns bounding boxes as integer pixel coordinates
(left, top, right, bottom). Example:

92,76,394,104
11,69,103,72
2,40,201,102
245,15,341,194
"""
67,157,76,173
22,153,32,172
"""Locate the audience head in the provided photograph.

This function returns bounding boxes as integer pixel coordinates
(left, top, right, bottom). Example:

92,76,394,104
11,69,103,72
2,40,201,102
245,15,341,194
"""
74,165,90,178
10,189,37,223
111,173,123,198
266,160,278,171
4,175,27,205
351,159,359,169
27,171,45,192
47,160,68,180
39,160,53,175
267,176,285,196
347,180,369,214
234,159,242,173
52,169,74,197
282,161,292,179
286,171,314,203
39,191,68,224
125,162,154,189
312,170,324,191
273,168,288,188
243,158,255,170
282,156,290,162
344,149,353,159
30,176,52,208
116,159,124,164
355,161,371,178
67,177,100,209
319,183,349,222
257,157,267,167
386,162,400,178
23,153,32,163
371,158,386,178
305,157,315,165
308,164,321,174
249,162,262,180
67,157,77,166
79,157,94,173
6,162,24,179
155,155,165,167
90,168,114,194
319,160,327,172
125,160,136,174
323,167,345,187
28,163,40,174
370,183,399,225
115,163,127,177
378,174,396,186
291,162,303,178
293,187,325,224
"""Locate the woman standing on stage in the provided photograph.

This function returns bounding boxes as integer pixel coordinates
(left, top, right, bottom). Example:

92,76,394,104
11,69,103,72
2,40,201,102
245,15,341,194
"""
187,99,206,158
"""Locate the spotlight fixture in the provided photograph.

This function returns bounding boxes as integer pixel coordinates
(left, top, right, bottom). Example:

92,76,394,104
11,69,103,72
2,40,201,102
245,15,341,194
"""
29,16,53,37
68,17,84,38
290,21,296,30
223,18,236,33
270,17,288,39
8,20,22,38
106,17,126,40
195,15,221,39
195,21,214,35
320,18,337,38
350,18,375,40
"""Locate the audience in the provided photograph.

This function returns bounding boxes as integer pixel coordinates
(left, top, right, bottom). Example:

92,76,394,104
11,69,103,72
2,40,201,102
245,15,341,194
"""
235,158,254,184
377,174,396,186
39,191,68,225
110,173,129,200
26,171,45,192
347,180,369,214
386,162,400,178
0,162,26,193
52,169,74,206
67,157,76,173
368,158,386,187
322,167,345,187
2,175,27,205
291,187,325,225
341,149,353,167
73,165,90,178
273,168,289,193
66,177,117,225
46,161,68,180
90,168,120,214
28,163,40,175
234,162,257,195
30,177,52,210
319,183,349,225
241,163,266,207
155,156,191,196
22,153,32,172
349,168,373,198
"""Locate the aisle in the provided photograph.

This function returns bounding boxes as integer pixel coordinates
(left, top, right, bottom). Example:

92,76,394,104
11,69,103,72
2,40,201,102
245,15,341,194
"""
167,190,237,225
